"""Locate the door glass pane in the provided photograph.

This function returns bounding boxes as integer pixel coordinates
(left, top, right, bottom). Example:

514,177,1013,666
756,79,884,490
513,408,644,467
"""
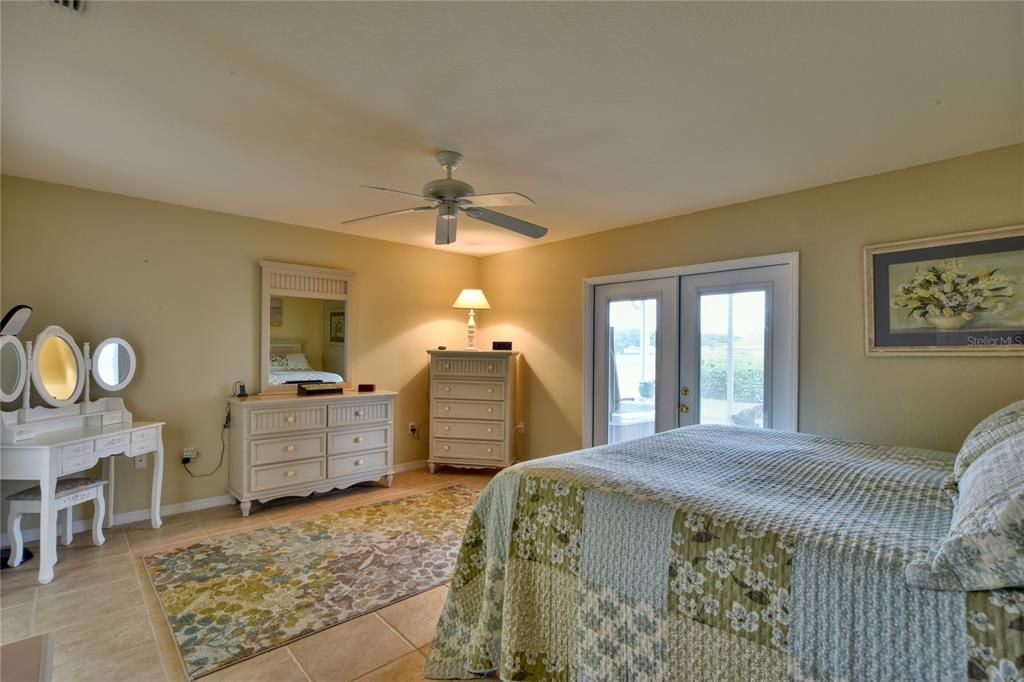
608,298,657,443
698,290,766,427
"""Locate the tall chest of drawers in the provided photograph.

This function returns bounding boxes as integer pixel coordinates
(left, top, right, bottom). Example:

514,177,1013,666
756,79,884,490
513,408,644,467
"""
428,350,518,472
227,391,396,516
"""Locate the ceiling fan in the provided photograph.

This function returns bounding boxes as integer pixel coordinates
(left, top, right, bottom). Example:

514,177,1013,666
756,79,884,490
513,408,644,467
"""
342,151,549,246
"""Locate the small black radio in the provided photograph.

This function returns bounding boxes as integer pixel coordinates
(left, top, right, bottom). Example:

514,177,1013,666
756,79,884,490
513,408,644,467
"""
492,341,513,351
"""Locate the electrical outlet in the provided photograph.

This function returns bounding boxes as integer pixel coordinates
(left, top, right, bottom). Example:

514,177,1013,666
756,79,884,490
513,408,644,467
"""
183,447,198,462
408,422,417,436
516,422,526,434
134,456,147,469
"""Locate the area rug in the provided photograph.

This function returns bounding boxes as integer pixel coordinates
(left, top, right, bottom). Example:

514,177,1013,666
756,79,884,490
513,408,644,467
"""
143,485,479,679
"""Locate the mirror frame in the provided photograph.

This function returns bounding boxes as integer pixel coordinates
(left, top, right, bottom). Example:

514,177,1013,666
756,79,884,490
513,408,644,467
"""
31,325,86,407
92,337,137,391
0,335,28,402
259,260,354,395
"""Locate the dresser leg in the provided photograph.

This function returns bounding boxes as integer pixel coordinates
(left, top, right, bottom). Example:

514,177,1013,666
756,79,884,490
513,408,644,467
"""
385,474,394,488
239,500,252,517
428,462,437,474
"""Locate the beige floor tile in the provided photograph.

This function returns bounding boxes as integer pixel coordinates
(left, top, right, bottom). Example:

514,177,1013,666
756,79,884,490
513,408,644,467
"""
376,586,449,648
51,603,154,671
1,577,37,609
123,510,195,530
1,603,33,644
204,647,309,682
127,520,208,556
290,614,414,682
25,526,131,562
53,640,166,682
195,504,275,537
34,576,143,633
33,553,138,599
355,650,427,682
135,559,187,682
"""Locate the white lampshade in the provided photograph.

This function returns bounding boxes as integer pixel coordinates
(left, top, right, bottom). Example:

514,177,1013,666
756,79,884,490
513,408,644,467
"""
452,289,491,310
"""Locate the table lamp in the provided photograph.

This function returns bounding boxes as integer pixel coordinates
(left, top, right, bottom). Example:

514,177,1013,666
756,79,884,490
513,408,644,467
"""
452,289,491,351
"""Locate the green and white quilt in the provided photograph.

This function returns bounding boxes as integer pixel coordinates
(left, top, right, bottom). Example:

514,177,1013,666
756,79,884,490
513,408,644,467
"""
424,425,1024,681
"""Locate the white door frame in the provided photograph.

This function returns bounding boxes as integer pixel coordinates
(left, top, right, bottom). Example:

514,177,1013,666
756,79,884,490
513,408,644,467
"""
583,252,800,448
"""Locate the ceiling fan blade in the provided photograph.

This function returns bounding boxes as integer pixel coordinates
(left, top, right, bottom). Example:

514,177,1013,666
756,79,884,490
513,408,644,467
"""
341,205,432,225
435,211,457,245
461,192,535,208
465,207,548,239
361,185,436,202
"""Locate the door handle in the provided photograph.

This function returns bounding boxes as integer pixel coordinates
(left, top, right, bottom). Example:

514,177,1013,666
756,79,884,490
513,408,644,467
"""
681,386,690,396
679,404,690,413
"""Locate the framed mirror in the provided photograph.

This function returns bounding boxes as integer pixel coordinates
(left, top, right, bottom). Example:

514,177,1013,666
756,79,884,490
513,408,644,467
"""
260,261,353,394
31,325,85,407
92,337,137,391
0,335,28,402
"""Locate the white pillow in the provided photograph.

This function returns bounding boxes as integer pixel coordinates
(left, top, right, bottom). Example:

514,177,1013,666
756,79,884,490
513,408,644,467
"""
285,353,311,370
954,399,1024,480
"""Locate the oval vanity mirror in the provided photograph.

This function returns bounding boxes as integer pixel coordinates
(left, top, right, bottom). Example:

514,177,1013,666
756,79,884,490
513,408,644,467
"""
0,335,27,402
92,337,137,391
31,326,85,407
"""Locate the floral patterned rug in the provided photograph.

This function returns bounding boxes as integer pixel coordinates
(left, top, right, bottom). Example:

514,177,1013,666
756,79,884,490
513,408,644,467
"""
143,485,479,679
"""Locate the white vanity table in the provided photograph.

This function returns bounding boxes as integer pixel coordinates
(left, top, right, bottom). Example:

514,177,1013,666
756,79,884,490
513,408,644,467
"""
0,326,162,585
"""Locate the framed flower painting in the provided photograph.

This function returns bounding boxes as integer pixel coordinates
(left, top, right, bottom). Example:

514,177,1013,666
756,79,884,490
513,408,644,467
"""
864,225,1024,356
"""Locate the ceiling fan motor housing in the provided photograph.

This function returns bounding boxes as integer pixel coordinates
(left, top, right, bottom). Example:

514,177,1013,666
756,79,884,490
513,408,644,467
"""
422,177,475,201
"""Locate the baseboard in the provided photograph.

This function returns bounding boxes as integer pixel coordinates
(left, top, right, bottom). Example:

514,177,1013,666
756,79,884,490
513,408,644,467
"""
393,460,428,473
0,494,233,548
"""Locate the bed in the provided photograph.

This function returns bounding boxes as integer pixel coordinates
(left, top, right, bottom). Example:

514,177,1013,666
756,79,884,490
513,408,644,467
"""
425,424,1024,681
268,340,343,385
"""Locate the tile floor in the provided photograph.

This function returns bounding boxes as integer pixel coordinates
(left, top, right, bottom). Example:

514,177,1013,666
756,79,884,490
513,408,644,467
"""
0,468,494,681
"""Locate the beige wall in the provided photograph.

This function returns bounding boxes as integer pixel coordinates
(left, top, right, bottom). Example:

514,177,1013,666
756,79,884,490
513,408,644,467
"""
1,176,479,519
478,144,1024,460
270,296,326,369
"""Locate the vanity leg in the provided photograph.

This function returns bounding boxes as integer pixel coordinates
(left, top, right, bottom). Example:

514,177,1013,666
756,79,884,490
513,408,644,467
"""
61,508,74,546
239,501,252,517
38,470,57,585
7,511,24,568
385,474,394,488
103,457,116,529
150,440,164,529
92,494,106,547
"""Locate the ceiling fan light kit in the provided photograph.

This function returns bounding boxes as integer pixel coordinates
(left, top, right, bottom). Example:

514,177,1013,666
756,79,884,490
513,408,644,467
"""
342,151,550,246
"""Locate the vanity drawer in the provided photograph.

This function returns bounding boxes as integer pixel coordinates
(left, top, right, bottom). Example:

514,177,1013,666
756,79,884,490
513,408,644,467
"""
94,433,131,452
61,441,94,460
433,419,504,441
130,428,159,455
251,434,326,466
62,448,100,475
433,439,505,463
328,400,392,427
433,400,504,421
432,357,506,379
328,426,390,455
431,381,504,401
249,406,327,436
327,451,388,478
250,458,325,493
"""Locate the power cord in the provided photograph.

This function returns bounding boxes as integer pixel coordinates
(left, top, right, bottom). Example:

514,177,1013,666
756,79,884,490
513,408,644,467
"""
412,421,429,445
184,403,229,478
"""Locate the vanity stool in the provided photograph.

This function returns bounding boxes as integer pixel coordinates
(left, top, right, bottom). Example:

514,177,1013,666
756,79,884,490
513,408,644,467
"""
6,478,106,568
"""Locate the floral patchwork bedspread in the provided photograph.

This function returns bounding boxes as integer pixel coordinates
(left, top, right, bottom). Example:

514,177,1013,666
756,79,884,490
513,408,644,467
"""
424,425,1024,681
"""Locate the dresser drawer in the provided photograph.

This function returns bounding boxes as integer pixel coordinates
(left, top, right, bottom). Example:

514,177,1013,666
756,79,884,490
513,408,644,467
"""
433,439,505,462
94,433,131,452
131,428,159,455
433,419,504,441
250,458,325,493
62,450,100,475
433,400,504,421
251,434,326,466
432,356,506,379
249,406,327,436
327,451,388,478
328,426,390,455
432,381,504,401
328,400,392,427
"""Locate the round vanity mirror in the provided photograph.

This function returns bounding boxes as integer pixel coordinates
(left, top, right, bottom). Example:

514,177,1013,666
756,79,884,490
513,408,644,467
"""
31,326,85,407
0,335,27,402
92,337,137,391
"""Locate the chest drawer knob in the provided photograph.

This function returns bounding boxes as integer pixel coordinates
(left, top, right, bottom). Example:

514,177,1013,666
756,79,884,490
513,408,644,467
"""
286,415,296,424
488,363,495,370
286,470,296,478
487,427,494,433
444,426,450,432
286,445,296,453
444,406,451,412
444,386,452,392
487,407,494,414
354,459,364,466
487,388,494,394
354,410,364,417
443,445,450,451
486,447,493,454
354,436,364,443
444,363,451,370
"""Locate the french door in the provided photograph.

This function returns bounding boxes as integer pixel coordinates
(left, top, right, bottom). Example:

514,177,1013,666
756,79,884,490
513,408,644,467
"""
589,259,797,446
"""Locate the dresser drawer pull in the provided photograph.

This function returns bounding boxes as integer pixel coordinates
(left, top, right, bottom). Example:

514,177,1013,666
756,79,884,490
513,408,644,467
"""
486,447,493,454
444,363,451,370
444,426,450,432
488,363,495,370
487,407,495,414
443,445,450,451
487,427,494,434
354,436,364,443
487,388,494,394
286,445,296,453
355,410,364,417
354,459,364,466
286,470,296,478
286,415,296,424
444,406,451,412
444,386,451,392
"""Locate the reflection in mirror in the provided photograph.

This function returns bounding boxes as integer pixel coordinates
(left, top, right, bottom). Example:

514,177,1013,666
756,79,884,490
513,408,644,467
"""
268,297,347,386
0,336,26,401
38,335,79,401
97,343,128,386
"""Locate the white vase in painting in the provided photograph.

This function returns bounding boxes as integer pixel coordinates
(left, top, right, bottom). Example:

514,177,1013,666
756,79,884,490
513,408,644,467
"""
926,315,970,331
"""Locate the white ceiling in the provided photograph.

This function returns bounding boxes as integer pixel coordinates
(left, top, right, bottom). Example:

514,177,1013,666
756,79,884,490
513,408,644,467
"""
2,2,1021,256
